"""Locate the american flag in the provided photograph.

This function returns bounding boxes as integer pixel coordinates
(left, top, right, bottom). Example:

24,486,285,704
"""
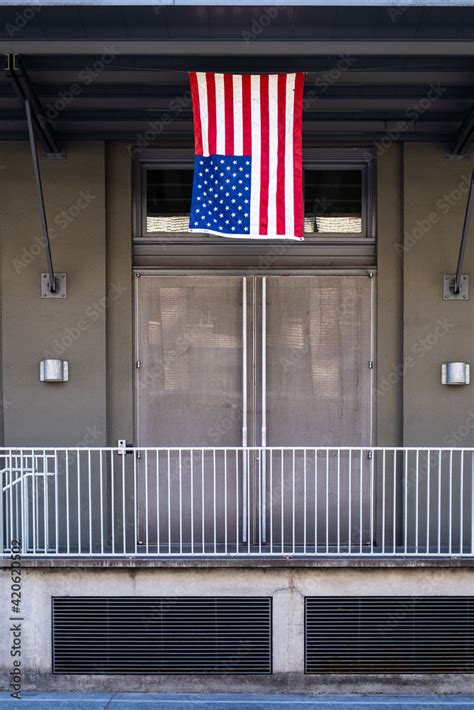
188,72,304,240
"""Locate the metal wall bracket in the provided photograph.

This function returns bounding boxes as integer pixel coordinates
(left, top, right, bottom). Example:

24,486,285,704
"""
41,272,67,299
40,151,67,161
443,274,469,300
445,152,469,161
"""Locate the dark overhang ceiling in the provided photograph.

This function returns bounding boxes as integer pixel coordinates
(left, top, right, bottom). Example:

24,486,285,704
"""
1,5,474,149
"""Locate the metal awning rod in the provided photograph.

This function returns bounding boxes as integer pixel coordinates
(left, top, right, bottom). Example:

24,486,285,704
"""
454,170,474,294
25,98,56,293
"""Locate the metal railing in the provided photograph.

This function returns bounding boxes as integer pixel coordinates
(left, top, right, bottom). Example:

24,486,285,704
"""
1,447,474,558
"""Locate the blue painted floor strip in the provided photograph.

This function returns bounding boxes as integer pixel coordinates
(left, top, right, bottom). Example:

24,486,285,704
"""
1,694,474,709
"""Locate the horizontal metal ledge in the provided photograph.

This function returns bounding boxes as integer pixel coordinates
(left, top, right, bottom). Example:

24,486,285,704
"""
133,240,376,270
2,40,474,56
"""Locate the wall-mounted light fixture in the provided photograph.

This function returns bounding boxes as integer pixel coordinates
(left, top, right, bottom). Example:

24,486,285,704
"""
441,362,470,386
40,359,69,383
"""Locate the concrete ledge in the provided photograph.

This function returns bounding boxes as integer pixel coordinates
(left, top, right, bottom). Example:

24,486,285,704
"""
2,556,474,570
4,672,474,695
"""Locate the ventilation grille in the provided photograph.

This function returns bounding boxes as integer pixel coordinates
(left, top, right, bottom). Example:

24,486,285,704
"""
305,597,474,674
53,597,272,675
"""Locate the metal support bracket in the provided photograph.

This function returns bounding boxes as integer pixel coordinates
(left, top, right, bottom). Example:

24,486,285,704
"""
41,273,67,299
443,274,469,300
449,104,474,158
443,170,474,299
4,53,64,157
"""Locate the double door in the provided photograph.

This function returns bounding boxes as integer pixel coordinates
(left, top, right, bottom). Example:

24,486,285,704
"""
136,272,374,551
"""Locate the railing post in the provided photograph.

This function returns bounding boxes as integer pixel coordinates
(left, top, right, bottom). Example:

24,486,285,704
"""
471,450,474,555
0,454,4,558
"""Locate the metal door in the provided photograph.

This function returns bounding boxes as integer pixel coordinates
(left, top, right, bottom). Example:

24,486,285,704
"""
135,274,248,552
261,275,374,549
135,272,374,552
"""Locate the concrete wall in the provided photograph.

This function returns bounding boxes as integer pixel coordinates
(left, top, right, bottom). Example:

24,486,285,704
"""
0,564,473,694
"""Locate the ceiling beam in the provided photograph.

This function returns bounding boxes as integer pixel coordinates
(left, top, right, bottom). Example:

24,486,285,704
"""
1,41,474,57
6,70,474,87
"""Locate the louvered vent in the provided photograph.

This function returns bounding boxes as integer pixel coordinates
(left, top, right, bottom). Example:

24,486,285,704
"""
305,597,474,674
52,597,272,674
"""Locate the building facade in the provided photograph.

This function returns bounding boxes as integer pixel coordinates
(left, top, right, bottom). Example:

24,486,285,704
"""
1,1,474,695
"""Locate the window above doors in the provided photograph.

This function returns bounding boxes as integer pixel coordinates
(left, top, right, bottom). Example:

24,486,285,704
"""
134,148,375,240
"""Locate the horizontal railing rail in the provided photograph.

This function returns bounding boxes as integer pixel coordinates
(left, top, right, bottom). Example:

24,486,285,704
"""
1,447,473,558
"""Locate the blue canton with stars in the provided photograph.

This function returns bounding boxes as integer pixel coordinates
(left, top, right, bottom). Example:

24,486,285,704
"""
190,155,251,236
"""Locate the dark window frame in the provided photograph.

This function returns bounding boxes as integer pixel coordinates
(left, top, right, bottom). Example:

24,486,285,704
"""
133,148,375,241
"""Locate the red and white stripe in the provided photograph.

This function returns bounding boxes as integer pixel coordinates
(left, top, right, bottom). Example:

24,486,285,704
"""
189,71,304,239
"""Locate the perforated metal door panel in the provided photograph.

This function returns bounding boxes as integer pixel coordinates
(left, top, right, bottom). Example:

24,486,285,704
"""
265,276,373,547
135,275,244,550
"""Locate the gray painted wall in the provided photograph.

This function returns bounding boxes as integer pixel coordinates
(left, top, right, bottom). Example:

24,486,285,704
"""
0,141,133,448
0,140,472,448
403,144,474,447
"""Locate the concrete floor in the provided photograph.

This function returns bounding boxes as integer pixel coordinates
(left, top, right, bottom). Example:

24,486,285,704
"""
1,694,474,709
